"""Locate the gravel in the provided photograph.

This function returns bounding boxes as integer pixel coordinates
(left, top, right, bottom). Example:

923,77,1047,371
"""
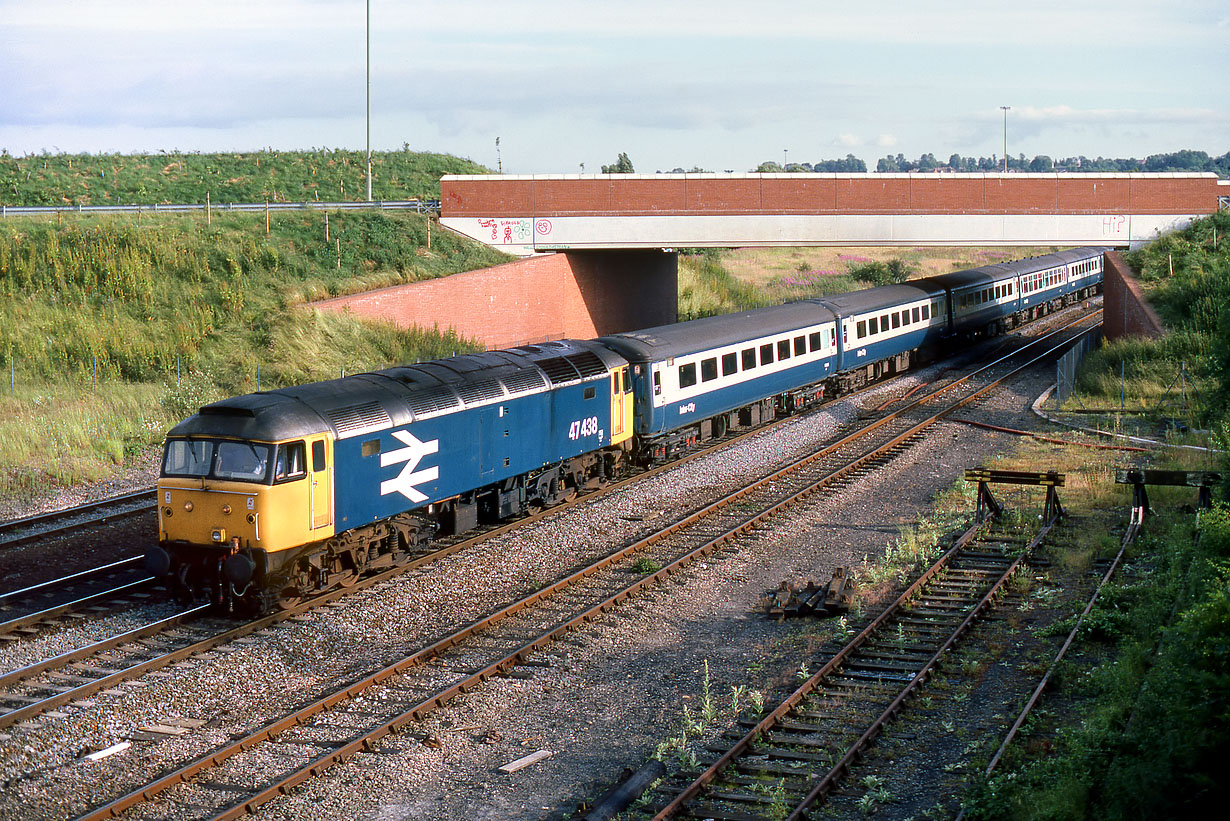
0,319,1100,819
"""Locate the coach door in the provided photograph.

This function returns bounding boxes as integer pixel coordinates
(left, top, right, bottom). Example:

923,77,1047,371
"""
308,435,332,529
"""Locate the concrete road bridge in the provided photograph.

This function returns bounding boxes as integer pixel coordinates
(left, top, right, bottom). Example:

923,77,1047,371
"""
440,171,1226,255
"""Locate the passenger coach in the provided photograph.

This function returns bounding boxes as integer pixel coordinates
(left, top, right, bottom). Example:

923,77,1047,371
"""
599,302,839,462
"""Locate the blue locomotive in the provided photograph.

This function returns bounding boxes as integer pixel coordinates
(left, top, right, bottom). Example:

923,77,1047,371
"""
151,247,1104,611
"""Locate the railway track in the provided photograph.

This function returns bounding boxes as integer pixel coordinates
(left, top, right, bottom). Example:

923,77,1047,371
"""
0,558,161,640
644,476,1060,820
66,313,1093,820
0,489,156,551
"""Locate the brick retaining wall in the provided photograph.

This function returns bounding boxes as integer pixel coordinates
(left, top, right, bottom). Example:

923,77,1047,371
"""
311,250,677,350
1102,250,1165,340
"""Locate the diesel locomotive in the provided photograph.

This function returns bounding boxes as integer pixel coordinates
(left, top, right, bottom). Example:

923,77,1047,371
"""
150,247,1104,613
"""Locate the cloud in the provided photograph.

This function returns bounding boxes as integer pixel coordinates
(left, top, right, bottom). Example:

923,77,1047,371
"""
876,135,898,148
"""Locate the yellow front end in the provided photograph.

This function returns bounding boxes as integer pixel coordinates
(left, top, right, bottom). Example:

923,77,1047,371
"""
154,433,335,606
157,472,332,556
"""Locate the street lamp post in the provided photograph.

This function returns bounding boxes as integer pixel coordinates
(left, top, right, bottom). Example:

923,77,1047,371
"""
783,149,788,170
365,0,372,202
1000,106,1010,173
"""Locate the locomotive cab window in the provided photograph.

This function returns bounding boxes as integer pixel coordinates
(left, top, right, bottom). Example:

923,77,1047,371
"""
678,363,697,389
701,358,718,382
311,440,325,472
275,441,307,483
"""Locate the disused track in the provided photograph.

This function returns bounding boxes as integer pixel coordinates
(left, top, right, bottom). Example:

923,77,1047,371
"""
645,494,1059,820
68,316,1095,821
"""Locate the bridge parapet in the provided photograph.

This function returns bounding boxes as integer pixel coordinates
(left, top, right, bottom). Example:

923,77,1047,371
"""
440,172,1221,255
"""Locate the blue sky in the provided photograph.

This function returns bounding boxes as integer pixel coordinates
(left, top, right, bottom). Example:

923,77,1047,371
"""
1,1,1227,173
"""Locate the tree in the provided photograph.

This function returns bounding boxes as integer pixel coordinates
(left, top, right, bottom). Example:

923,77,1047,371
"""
601,152,635,174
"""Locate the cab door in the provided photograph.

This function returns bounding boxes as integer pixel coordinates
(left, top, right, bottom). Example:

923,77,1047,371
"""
610,366,633,446
308,436,333,529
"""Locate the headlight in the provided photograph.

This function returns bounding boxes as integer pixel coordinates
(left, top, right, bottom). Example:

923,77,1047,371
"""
183,501,193,512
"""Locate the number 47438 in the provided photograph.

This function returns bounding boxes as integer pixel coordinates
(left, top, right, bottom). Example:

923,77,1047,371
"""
568,416,600,440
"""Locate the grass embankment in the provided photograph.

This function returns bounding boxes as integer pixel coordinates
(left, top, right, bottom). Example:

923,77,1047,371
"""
0,148,488,206
0,207,509,497
1067,213,1230,433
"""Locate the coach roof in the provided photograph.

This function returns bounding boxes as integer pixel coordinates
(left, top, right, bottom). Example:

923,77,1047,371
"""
598,301,836,362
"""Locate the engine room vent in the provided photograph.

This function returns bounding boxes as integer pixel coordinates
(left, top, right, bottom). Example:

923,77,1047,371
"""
325,401,393,439
406,386,462,418
535,356,581,385
566,350,608,378
455,378,506,407
501,369,548,396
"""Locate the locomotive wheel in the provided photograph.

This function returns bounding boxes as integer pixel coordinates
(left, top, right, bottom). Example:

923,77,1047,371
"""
277,593,304,611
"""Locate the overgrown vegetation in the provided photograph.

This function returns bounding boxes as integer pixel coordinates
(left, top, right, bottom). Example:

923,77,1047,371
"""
0,147,487,206
1068,212,1230,433
965,212,1230,818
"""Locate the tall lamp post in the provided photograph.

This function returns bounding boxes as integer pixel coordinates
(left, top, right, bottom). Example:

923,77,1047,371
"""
365,0,372,202
1000,106,1010,173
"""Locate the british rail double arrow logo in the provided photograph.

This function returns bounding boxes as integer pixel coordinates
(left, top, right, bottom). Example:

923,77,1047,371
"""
379,430,440,503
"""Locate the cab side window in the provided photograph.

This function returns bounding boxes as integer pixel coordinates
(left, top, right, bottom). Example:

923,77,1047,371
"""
275,441,307,483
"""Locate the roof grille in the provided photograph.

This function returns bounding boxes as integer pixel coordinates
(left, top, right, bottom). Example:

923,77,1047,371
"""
501,369,548,395
455,378,505,407
536,356,581,385
406,386,461,418
566,350,608,378
325,401,392,439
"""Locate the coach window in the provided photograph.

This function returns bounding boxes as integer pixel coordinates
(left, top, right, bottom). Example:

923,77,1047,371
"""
760,343,774,365
678,363,697,388
912,307,920,323
867,317,877,335
881,313,890,330
777,339,791,360
891,312,900,329
275,441,307,483
793,336,806,356
856,320,867,339
808,331,822,352
742,348,756,370
701,358,718,383
653,370,662,395
921,304,929,320
721,352,738,376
